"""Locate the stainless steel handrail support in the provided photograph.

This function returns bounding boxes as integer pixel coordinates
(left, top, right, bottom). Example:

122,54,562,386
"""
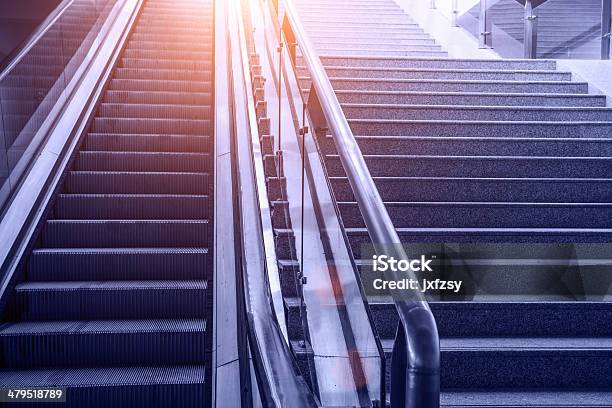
282,0,441,406
603,0,612,59
479,0,493,48
524,0,538,58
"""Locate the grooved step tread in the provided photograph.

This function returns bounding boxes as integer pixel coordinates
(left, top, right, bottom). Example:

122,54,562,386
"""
0,366,206,387
15,280,209,292
0,319,207,335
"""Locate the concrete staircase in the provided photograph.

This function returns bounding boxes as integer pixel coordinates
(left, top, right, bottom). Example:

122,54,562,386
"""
295,0,612,406
470,0,606,59
0,1,214,406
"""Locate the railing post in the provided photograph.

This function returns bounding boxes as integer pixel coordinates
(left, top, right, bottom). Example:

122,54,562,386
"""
451,0,459,27
524,0,538,59
602,0,611,60
430,0,436,9
478,0,492,48
390,307,440,408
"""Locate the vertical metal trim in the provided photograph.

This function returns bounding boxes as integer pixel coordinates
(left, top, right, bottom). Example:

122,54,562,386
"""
602,0,612,59
479,0,492,48
524,0,538,59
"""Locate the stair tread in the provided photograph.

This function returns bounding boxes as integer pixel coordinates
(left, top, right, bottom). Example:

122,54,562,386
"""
440,390,612,406
341,103,612,112
335,89,602,97
380,337,612,350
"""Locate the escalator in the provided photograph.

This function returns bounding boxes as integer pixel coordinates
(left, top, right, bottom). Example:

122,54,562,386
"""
0,0,214,405
2,0,610,405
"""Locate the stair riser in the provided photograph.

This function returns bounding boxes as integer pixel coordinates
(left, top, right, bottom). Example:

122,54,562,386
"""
347,231,612,256
323,136,612,157
340,203,612,228
326,156,612,178
439,352,612,389
320,57,557,70
306,38,438,47
331,178,612,203
315,50,448,57
311,32,434,41
327,79,587,93
335,92,607,107
342,106,612,122
320,68,571,81
315,45,444,53
348,122,612,138
369,302,612,338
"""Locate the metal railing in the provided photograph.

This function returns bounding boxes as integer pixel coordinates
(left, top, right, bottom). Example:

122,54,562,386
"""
466,0,612,59
279,0,441,406
246,0,387,404
226,0,319,405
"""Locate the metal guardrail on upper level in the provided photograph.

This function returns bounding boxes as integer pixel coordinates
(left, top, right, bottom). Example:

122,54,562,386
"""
461,0,612,59
279,0,441,406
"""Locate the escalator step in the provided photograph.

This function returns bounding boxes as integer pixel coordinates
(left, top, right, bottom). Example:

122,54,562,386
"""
76,152,210,172
55,194,209,219
14,280,209,320
0,366,206,408
85,133,210,152
104,90,211,105
91,117,211,134
65,171,209,194
42,220,209,248
109,78,210,93
0,319,207,367
29,248,210,281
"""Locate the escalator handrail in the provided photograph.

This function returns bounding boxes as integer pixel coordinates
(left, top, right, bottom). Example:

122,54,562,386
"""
0,0,74,81
281,0,441,405
226,0,319,405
